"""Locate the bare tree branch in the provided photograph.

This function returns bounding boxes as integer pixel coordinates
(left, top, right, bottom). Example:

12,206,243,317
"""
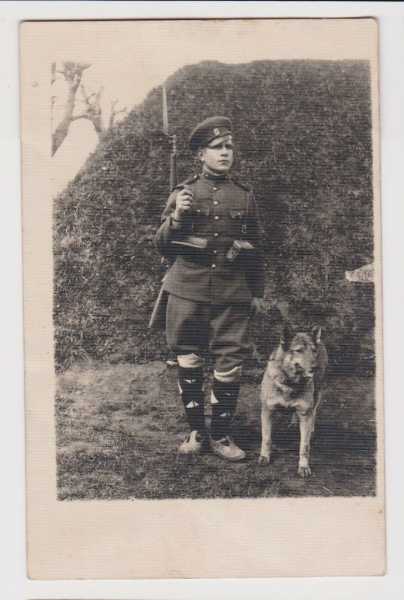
71,114,91,122
51,61,127,154
51,61,92,156
79,84,105,137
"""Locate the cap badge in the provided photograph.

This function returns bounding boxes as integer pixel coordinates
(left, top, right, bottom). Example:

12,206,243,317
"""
213,127,220,136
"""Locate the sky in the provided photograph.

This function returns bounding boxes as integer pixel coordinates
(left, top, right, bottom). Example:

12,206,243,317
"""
48,19,375,194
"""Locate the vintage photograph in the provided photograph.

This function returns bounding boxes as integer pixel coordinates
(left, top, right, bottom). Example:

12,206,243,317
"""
51,23,378,500
22,18,384,578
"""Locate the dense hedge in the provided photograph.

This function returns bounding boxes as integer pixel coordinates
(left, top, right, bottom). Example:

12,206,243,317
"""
54,60,375,373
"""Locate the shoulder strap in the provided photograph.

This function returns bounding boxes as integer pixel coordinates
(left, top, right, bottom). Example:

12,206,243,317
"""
231,176,252,192
174,173,199,190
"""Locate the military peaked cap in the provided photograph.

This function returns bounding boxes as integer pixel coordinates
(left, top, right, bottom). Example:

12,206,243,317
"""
189,116,232,153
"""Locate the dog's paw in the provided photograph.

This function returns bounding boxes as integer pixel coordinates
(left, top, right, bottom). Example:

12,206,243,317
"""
258,454,271,465
298,464,312,478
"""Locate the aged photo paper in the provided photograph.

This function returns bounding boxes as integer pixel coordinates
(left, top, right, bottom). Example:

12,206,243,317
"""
21,18,385,578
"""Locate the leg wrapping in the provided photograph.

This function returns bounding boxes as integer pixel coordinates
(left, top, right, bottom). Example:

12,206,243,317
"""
210,378,240,440
178,366,205,433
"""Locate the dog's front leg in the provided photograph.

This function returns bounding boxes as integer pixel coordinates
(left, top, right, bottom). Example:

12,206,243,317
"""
259,405,274,465
297,409,314,477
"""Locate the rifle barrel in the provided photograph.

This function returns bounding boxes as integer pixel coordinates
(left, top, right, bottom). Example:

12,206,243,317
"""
162,85,177,192
162,85,169,135
170,142,177,192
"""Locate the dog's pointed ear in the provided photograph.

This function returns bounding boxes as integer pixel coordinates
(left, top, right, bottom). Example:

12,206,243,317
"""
280,323,293,350
311,325,322,345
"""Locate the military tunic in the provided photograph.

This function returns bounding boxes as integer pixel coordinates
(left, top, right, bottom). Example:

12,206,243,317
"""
154,170,265,374
155,171,265,304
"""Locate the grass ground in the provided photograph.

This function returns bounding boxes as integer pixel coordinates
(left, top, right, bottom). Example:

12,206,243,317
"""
56,361,376,500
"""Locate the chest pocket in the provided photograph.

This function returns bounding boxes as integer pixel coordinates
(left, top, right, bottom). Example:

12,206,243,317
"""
230,209,246,219
229,208,247,236
194,206,210,217
192,205,210,233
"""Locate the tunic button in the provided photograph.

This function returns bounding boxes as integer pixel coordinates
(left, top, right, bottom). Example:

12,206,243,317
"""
213,250,217,254
213,200,218,205
213,187,217,191
214,215,220,220
214,232,219,237
212,264,216,269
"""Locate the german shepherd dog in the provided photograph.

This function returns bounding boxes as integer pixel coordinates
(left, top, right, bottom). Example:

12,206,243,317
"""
259,325,328,477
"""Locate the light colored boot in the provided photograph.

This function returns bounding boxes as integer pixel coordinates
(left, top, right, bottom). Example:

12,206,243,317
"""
209,436,246,462
177,430,204,455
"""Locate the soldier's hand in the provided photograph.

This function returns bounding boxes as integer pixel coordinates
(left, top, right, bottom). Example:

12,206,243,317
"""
250,297,266,317
174,188,193,220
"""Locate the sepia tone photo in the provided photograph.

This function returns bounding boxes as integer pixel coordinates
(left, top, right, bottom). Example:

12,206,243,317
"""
21,18,384,578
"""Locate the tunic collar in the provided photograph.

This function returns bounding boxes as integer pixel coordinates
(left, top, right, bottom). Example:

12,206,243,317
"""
202,171,229,181
202,168,230,182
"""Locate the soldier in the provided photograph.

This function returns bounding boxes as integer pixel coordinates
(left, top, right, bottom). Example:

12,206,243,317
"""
154,116,265,461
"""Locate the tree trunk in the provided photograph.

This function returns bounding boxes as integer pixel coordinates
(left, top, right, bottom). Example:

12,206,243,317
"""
52,83,78,155
51,62,90,156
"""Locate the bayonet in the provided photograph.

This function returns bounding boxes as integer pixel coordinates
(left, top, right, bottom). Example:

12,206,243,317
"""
162,84,177,191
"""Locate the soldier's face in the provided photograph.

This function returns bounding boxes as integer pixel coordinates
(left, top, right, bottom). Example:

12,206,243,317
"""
199,135,234,174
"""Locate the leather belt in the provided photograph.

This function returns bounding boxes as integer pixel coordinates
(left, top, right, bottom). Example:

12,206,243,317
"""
179,251,214,267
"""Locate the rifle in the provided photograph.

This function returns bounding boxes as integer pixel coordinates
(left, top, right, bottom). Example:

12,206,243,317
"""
148,84,177,330
162,84,177,191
